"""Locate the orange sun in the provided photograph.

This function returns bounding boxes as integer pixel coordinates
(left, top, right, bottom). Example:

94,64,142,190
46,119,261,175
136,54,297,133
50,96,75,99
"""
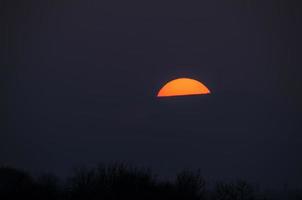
157,78,210,97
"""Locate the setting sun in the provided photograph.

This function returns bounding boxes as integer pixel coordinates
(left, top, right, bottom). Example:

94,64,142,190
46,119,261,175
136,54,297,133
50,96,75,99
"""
157,78,211,97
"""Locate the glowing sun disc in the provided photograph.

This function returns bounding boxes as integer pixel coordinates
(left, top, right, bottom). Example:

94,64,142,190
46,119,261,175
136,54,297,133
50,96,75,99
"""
157,78,210,97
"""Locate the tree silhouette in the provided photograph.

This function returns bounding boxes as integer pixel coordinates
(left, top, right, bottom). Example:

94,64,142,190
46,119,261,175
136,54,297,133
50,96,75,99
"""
0,164,301,200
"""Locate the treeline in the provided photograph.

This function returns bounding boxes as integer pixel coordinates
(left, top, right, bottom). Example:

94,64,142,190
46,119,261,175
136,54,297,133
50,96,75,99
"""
0,163,301,200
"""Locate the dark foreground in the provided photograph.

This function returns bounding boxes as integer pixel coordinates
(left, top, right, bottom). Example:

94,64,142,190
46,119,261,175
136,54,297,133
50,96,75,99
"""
0,163,301,200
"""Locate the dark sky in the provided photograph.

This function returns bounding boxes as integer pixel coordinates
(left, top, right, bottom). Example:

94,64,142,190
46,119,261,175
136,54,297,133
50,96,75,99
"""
1,0,302,189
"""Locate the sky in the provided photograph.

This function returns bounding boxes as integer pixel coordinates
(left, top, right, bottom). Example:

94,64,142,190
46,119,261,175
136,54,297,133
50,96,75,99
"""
1,0,302,189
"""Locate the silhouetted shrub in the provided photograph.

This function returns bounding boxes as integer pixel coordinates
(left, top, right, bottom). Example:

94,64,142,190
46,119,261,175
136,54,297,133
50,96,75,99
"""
175,170,206,200
214,180,254,200
0,166,35,199
34,173,61,200
67,163,157,200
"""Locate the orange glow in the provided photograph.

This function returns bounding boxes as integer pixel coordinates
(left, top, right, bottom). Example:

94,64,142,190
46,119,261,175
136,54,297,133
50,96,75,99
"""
157,78,210,97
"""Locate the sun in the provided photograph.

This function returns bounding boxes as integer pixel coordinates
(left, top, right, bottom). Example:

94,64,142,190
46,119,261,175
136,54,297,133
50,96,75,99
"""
157,78,210,97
